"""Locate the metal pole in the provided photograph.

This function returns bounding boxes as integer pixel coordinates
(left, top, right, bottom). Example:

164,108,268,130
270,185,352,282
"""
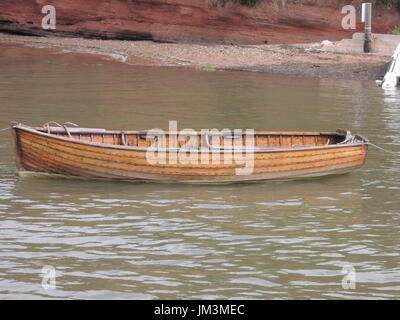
362,3,372,53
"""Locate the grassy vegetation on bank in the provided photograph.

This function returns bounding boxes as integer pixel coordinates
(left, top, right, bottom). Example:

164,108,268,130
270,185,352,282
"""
206,0,261,8
392,26,400,34
381,0,400,11
207,0,400,11
206,0,260,8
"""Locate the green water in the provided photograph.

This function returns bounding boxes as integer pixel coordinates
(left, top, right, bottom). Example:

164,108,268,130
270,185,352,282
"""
0,43,399,299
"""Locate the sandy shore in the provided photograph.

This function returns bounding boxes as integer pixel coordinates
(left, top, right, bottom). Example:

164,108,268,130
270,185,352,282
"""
0,33,391,81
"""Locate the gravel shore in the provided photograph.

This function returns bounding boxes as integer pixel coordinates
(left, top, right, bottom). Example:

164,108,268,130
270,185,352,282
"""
0,33,391,81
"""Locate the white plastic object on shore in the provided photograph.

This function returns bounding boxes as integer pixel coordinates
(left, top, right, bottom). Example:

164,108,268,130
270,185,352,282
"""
382,43,400,88
321,40,333,46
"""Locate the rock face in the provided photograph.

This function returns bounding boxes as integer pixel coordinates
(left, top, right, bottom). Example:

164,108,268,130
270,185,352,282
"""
0,0,399,44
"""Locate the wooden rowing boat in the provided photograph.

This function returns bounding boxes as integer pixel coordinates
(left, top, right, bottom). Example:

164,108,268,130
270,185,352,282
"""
10,122,368,183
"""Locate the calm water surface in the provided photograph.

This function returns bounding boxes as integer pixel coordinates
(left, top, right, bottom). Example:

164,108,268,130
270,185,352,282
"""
0,44,399,299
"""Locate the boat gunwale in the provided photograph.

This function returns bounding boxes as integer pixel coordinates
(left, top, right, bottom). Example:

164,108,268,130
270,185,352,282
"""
12,123,369,154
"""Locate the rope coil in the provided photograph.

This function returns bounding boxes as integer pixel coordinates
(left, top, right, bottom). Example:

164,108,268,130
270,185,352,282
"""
337,131,358,144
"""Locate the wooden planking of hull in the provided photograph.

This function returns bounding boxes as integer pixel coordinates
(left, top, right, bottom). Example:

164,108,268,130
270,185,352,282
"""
10,122,368,183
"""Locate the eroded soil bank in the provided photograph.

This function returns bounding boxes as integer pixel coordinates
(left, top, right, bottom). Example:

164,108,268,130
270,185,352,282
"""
1,0,399,44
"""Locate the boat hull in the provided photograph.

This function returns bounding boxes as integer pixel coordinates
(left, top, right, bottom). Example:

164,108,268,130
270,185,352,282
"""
11,125,368,183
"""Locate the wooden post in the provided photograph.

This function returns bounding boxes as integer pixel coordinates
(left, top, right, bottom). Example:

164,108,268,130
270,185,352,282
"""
362,3,372,53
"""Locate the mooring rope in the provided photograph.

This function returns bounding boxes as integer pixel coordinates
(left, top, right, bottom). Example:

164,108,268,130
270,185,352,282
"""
368,142,399,155
0,126,11,133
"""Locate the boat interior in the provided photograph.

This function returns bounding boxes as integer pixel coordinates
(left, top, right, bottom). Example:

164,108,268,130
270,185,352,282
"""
30,122,357,150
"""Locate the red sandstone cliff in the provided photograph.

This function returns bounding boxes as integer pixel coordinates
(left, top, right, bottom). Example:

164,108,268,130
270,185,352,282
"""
0,0,399,44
